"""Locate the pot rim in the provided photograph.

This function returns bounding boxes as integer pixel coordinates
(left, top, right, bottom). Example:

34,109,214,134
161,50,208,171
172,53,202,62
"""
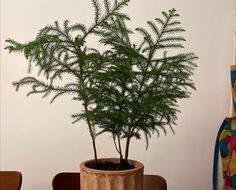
80,158,144,175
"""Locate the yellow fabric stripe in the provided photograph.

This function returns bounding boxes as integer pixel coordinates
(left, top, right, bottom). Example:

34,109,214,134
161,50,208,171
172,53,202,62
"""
220,129,230,141
232,118,236,130
231,65,236,71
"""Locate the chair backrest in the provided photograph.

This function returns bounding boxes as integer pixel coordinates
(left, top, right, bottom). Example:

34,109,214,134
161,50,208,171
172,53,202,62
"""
0,171,22,190
52,173,166,190
52,172,80,190
143,175,167,190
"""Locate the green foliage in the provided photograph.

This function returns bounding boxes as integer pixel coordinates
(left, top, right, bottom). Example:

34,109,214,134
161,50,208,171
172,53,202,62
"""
5,0,130,162
5,1,197,162
90,8,197,155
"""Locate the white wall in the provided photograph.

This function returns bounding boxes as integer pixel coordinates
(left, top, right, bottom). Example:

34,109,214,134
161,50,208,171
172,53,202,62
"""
0,0,234,189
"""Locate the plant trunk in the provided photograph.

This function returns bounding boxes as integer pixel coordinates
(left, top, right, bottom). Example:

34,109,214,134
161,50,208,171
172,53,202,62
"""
83,101,98,164
117,134,123,158
125,126,135,162
117,134,127,168
125,134,131,162
91,135,98,163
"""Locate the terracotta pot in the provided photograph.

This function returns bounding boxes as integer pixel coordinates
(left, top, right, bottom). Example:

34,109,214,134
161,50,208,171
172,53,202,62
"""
80,158,144,190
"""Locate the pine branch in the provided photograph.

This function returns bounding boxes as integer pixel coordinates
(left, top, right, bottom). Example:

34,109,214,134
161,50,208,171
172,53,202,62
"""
104,0,111,13
81,0,130,41
91,0,102,23
13,77,79,103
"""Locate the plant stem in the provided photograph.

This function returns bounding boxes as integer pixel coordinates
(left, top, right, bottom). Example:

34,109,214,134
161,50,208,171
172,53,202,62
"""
124,137,131,161
113,135,120,153
124,126,132,161
77,51,98,163
124,125,136,161
53,49,98,163
117,134,123,159
113,134,124,161
83,100,98,163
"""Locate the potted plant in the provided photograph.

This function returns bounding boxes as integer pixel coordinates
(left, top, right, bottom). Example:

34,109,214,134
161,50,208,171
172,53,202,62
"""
5,0,197,189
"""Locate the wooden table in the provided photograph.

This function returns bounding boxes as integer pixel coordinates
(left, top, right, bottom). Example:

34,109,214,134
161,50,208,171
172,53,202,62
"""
52,173,167,190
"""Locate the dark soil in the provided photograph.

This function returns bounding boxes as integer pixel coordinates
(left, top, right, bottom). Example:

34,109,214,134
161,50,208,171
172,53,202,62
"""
86,161,135,171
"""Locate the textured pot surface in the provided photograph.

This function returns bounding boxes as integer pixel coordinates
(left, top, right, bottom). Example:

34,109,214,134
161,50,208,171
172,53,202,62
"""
80,158,144,190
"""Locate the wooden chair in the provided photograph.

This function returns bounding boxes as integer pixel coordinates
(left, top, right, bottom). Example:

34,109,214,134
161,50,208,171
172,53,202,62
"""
0,171,22,190
143,175,167,190
52,172,80,190
52,172,167,190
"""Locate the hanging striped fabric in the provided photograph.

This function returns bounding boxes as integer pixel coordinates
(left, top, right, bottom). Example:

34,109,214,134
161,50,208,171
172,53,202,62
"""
213,66,236,190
